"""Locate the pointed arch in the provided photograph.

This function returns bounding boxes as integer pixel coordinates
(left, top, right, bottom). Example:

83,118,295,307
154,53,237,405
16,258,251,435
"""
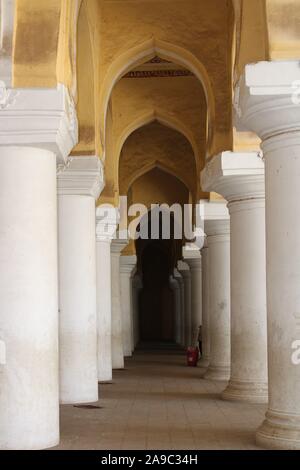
116,107,199,180
116,108,199,194
99,37,215,156
126,161,190,197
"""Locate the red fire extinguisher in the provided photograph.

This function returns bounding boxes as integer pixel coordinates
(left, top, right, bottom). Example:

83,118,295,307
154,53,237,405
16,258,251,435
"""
186,346,199,367
186,327,201,367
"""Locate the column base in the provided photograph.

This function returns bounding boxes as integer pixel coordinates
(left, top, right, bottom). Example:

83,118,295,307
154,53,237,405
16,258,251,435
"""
124,352,132,358
222,379,268,404
0,436,60,451
256,410,300,450
60,393,99,406
112,359,124,370
204,364,230,381
98,373,113,382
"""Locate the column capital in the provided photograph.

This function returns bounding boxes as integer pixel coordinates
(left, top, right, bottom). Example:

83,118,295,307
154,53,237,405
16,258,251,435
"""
96,205,119,242
201,151,265,203
57,156,104,199
234,61,300,142
183,250,202,270
111,238,129,255
183,242,201,261
177,260,190,273
120,255,137,273
0,84,78,164
200,201,229,237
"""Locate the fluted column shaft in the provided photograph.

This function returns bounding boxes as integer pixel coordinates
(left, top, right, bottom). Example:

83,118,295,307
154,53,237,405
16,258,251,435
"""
178,261,192,347
203,202,230,381
236,61,300,448
120,256,137,357
95,206,118,382
202,152,268,401
198,242,210,368
111,239,128,369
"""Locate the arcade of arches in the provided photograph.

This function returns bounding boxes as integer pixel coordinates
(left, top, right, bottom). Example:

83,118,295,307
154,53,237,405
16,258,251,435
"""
1,0,300,450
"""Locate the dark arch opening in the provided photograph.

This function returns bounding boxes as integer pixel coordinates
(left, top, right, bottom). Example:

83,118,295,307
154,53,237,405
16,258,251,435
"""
135,209,183,346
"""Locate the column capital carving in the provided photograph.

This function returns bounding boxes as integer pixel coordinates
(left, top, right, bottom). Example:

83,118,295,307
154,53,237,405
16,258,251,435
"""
183,245,202,270
96,205,119,242
201,151,265,203
0,84,78,164
57,156,104,199
234,61,300,142
111,238,129,255
182,242,200,260
120,255,137,274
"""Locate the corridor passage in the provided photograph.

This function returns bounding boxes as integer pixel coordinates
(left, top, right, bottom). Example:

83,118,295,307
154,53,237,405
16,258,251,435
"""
55,349,266,450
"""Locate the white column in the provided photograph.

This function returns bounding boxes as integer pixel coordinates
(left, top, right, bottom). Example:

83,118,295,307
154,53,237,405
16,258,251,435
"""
57,156,103,404
236,61,300,448
202,152,268,402
120,255,137,357
202,202,230,381
174,268,185,346
198,240,210,368
0,84,77,449
178,261,192,347
183,245,202,346
169,276,181,344
132,272,143,348
0,147,59,449
111,238,128,369
95,205,118,382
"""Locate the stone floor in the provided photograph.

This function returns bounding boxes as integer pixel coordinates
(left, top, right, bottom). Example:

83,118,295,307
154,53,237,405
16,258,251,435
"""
54,349,267,450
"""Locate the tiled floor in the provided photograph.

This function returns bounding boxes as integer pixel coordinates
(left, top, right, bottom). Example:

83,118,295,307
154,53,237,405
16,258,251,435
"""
54,349,267,450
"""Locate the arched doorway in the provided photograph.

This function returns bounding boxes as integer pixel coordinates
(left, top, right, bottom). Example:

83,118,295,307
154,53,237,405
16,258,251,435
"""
135,207,183,347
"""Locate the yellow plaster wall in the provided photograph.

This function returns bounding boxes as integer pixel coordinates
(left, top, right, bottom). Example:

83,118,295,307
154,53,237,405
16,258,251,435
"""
13,0,62,87
266,0,300,60
71,0,96,155
98,98,118,205
119,121,197,200
97,0,234,158
233,0,269,82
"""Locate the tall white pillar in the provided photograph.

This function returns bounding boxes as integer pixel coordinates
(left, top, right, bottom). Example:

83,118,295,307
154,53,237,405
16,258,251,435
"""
169,276,181,344
178,261,192,347
57,156,103,404
95,205,118,382
120,255,137,357
236,61,300,448
202,202,230,381
183,245,202,346
174,268,185,346
198,240,210,368
111,238,128,369
132,271,143,348
0,147,59,449
202,152,268,402
0,84,77,449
